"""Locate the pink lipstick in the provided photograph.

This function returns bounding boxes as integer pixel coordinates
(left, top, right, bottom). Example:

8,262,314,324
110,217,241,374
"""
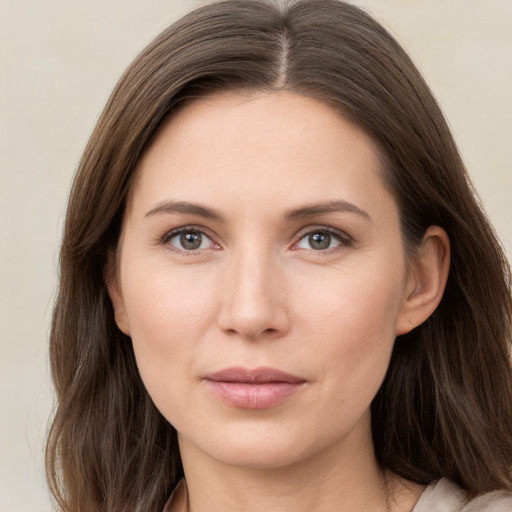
204,367,306,409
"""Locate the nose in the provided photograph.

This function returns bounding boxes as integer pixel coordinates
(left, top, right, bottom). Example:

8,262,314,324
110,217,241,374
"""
216,248,290,340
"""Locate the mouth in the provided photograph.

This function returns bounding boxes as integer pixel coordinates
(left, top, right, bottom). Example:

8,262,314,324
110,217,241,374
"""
204,367,306,409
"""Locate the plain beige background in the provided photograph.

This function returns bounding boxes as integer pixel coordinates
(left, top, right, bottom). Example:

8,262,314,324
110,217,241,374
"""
1,1,511,510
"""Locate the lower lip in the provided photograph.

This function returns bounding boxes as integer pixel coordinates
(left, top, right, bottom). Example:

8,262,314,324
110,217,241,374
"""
205,380,304,409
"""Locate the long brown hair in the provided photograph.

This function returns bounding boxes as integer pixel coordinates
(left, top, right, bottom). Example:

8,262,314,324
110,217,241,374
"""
46,1,512,510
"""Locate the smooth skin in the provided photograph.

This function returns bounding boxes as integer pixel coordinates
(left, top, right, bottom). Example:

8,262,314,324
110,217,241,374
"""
108,91,450,512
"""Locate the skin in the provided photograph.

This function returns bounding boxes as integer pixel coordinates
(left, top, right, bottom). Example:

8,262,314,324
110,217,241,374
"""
109,91,450,512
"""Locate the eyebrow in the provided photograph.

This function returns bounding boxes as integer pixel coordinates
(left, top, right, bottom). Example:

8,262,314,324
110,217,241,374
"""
145,200,224,221
145,199,371,222
284,200,371,221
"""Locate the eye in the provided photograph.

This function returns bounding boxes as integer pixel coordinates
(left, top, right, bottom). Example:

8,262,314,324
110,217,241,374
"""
293,228,351,251
163,228,218,252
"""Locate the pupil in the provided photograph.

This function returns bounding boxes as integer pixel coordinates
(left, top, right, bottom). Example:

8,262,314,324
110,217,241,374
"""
309,232,330,250
180,232,202,250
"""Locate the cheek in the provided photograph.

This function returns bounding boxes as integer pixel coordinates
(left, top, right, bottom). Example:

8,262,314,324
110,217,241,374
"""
293,260,405,406
294,257,405,344
120,261,219,404
122,252,218,336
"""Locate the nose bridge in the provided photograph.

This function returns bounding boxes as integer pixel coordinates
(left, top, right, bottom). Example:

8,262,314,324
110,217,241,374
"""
217,241,287,339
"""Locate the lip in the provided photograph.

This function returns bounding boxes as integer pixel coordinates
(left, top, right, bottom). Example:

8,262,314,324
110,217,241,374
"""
204,366,306,409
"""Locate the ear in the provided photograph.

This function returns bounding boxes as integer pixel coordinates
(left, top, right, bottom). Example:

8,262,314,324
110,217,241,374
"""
105,250,131,336
396,226,450,335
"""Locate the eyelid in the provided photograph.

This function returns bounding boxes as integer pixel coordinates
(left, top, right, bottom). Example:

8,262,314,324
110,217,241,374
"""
158,223,353,254
160,225,221,253
291,225,354,251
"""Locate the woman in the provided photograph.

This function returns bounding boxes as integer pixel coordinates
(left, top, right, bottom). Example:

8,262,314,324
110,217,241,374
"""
46,1,512,511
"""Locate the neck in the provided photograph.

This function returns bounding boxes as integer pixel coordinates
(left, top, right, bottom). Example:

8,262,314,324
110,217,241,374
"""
178,417,423,512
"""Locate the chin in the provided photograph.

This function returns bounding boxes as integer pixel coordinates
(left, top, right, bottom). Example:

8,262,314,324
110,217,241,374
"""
180,421,336,471
210,441,311,470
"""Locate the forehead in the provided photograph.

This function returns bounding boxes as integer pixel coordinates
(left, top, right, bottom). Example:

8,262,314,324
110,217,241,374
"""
128,91,394,221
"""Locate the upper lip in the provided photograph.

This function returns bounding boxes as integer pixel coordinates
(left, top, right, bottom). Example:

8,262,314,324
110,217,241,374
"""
205,366,305,383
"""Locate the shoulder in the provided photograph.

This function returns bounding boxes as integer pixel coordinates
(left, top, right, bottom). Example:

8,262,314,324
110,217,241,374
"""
414,478,512,512
462,490,512,512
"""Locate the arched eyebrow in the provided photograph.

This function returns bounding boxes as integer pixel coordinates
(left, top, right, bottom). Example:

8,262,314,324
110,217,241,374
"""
284,200,371,221
145,200,224,222
145,199,370,223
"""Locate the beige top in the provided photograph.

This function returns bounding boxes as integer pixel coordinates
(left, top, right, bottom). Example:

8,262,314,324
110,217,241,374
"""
164,478,512,512
413,478,512,512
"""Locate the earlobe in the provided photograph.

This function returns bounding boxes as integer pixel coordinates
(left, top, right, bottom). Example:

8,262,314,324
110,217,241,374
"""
105,250,131,336
396,226,450,335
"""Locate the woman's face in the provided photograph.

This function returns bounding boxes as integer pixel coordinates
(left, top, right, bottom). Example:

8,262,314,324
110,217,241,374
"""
112,91,415,469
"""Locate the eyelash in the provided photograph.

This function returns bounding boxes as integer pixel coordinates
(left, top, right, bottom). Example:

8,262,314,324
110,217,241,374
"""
159,225,353,254
292,226,354,253
160,225,220,254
